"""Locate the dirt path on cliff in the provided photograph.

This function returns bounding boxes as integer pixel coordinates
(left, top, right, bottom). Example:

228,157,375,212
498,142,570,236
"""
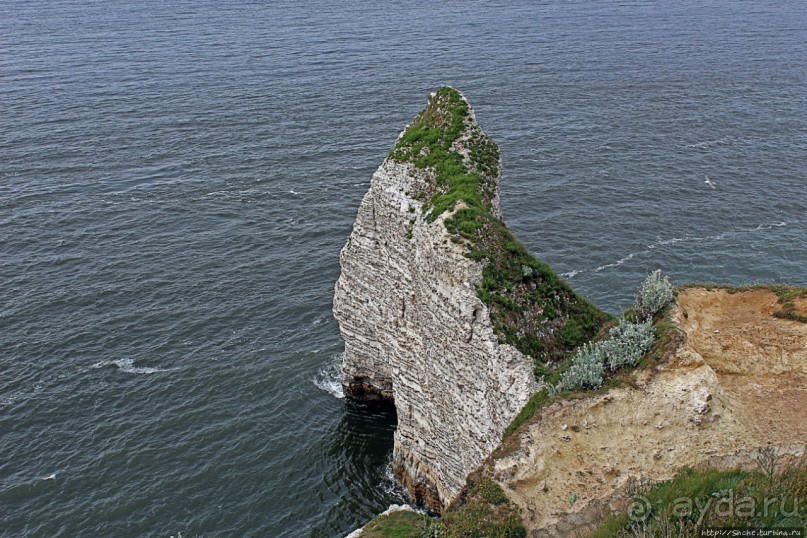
494,288,807,537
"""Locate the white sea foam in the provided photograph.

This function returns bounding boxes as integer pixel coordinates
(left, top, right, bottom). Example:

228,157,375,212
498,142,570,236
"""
755,221,786,230
91,359,178,375
313,353,345,399
40,473,56,481
594,252,636,272
0,393,24,407
311,314,329,326
683,135,732,149
381,454,410,501
654,236,689,247
567,220,790,279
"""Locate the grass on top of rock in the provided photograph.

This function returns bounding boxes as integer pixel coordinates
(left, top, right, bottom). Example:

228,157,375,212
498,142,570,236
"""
456,209,610,366
585,454,807,538
391,87,610,368
358,475,526,538
358,509,431,538
439,471,528,538
762,285,806,323
389,87,500,220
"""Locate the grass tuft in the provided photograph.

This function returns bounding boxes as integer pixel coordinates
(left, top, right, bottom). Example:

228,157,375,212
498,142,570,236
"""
441,469,527,538
360,510,430,538
585,457,807,537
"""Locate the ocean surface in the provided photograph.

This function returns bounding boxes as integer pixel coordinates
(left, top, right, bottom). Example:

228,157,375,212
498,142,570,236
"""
1,0,805,536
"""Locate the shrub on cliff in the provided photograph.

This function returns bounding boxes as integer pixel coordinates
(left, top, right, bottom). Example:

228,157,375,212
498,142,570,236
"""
553,343,606,392
637,269,674,320
551,315,657,393
601,319,656,371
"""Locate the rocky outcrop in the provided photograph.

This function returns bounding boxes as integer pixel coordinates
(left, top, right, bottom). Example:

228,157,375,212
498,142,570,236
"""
492,288,807,536
333,87,606,511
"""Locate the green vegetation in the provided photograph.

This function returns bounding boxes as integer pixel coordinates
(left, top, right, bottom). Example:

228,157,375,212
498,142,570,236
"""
359,475,524,538
637,269,674,321
440,501,526,538
549,271,672,395
602,319,656,371
586,455,807,537
771,285,807,323
439,471,527,538
360,479,525,538
360,510,430,538
479,478,509,506
501,388,551,439
389,88,499,221
552,341,608,392
467,218,609,365
391,87,609,369
643,302,686,364
499,274,681,446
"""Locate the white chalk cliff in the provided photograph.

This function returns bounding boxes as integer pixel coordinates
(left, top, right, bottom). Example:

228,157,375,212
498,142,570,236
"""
333,87,604,511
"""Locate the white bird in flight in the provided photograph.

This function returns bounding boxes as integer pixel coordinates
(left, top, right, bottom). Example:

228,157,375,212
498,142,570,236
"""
704,175,716,189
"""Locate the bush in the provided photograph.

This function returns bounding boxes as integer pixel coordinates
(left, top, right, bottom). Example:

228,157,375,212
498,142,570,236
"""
551,318,656,394
553,343,606,393
637,269,674,320
601,319,656,371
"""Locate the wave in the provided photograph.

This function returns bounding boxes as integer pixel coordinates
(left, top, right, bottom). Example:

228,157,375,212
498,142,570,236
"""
562,220,789,279
594,252,635,272
683,135,734,149
313,353,344,399
90,358,178,375
381,453,412,504
755,221,786,230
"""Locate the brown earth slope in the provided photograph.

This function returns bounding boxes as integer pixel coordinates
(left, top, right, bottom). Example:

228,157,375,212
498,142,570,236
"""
493,288,807,537
679,288,807,444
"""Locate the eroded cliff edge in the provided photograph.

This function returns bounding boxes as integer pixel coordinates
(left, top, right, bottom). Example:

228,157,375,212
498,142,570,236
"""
492,287,807,536
333,87,608,511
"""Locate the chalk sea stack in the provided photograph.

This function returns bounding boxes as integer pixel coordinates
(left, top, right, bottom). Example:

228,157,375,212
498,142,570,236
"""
333,87,607,511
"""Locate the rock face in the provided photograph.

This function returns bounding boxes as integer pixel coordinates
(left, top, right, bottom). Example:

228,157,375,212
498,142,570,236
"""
333,89,536,510
333,87,605,511
492,288,807,536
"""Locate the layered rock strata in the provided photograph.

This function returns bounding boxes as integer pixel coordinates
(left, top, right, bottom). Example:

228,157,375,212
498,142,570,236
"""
333,87,604,511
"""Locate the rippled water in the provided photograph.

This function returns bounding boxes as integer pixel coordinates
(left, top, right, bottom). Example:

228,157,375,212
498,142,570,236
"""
2,1,805,536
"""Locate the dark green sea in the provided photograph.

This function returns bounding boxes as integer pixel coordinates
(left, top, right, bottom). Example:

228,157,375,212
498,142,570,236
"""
1,1,805,536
